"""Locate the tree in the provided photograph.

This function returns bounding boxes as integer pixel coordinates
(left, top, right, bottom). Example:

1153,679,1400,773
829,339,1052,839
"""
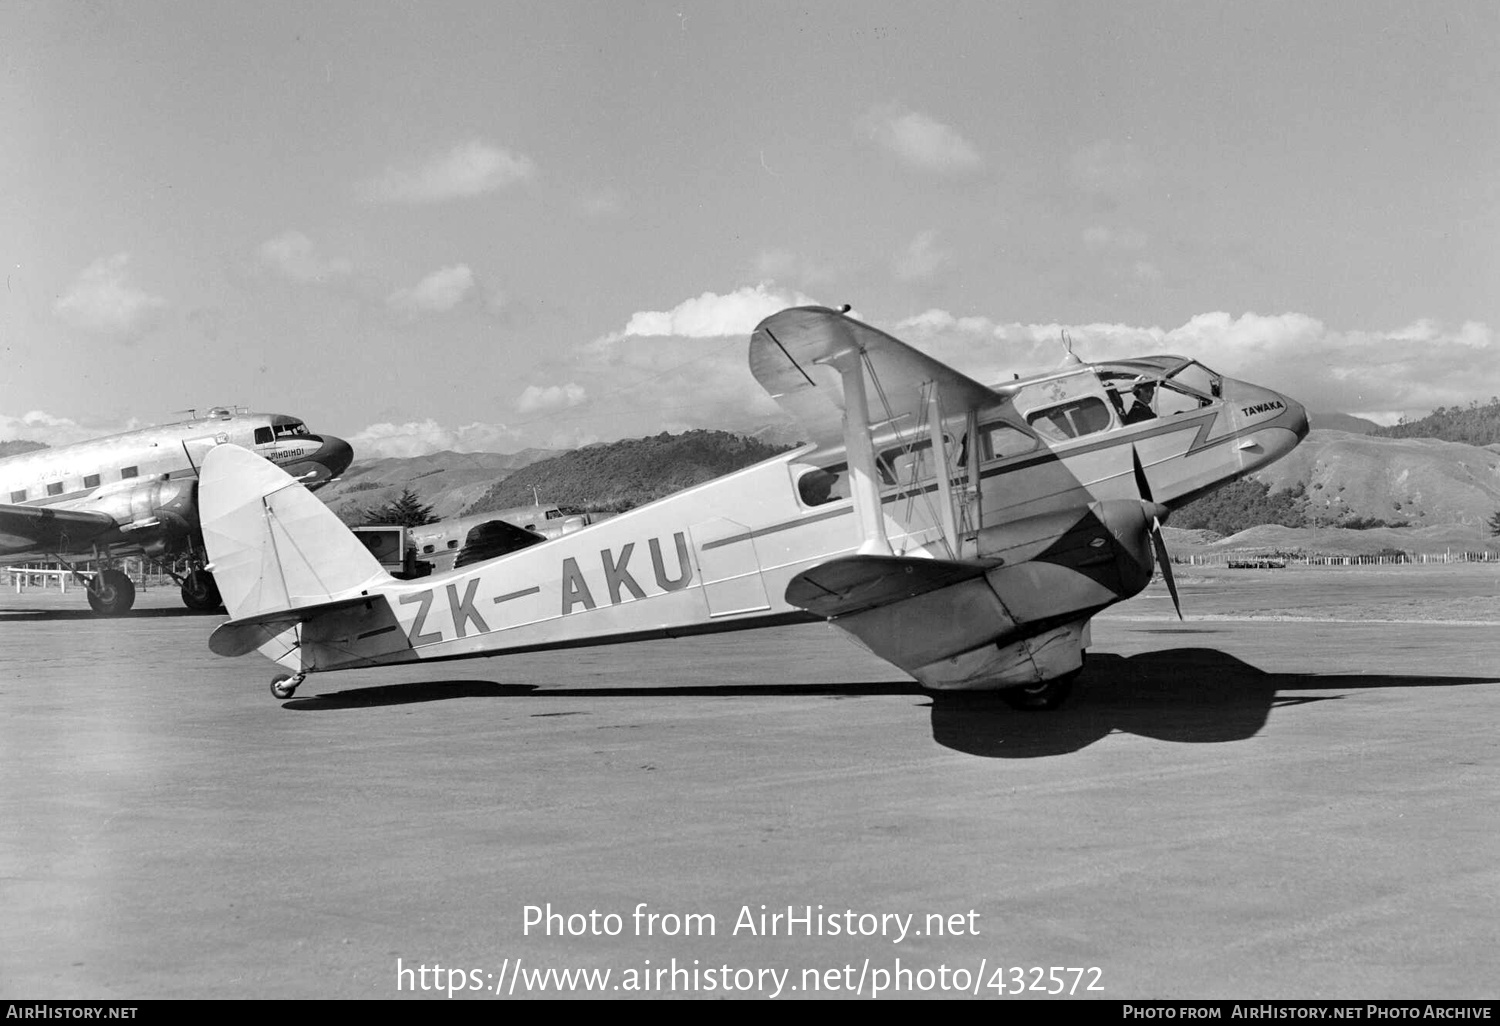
359,488,439,527
1489,509,1500,536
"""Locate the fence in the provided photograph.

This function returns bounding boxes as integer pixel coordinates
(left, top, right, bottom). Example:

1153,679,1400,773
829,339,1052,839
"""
5,558,184,592
1180,550,1499,567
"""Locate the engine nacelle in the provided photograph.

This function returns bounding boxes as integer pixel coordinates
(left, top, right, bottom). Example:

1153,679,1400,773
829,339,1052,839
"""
87,476,198,556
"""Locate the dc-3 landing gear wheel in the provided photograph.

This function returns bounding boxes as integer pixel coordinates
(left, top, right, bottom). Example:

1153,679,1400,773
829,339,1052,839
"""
1000,670,1078,712
180,568,222,611
86,568,136,616
270,673,306,700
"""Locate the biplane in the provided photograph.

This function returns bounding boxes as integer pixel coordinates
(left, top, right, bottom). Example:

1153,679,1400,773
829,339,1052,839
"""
201,306,1306,705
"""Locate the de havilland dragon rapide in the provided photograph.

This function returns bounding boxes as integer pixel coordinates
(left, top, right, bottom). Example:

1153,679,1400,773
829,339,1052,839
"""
199,306,1306,707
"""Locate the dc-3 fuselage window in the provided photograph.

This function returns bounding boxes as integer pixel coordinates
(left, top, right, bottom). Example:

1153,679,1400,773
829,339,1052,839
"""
253,427,274,445
11,490,26,502
46,482,64,496
85,474,100,488
121,466,138,479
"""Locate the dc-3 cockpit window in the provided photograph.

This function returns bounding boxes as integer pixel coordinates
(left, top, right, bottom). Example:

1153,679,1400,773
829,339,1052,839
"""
274,421,310,438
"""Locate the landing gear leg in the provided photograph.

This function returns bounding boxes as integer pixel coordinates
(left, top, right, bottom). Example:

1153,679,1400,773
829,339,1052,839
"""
271,673,306,699
180,568,222,611
87,567,137,616
1000,669,1079,712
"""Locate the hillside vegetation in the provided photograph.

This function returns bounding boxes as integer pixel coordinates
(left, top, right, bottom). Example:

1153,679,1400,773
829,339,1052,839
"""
463,430,793,515
0,440,49,459
1371,398,1500,446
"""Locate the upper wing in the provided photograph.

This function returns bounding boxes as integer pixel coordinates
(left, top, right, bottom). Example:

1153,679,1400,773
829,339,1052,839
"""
749,306,1006,449
0,503,119,557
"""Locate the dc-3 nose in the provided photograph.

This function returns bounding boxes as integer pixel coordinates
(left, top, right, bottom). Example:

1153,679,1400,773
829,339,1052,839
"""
281,434,354,489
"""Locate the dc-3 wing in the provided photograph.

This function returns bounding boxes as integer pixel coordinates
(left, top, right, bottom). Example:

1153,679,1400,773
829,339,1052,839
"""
749,305,1006,449
0,503,118,556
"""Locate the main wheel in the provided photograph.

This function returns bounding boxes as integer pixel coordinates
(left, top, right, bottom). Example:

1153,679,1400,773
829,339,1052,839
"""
87,568,136,616
270,673,304,699
180,569,222,611
1000,671,1077,712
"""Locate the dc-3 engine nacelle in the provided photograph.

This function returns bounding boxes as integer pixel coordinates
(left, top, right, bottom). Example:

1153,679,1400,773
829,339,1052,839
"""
87,475,197,555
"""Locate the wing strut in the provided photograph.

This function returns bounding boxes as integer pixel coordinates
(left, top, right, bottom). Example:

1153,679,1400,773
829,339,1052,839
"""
816,344,892,556
926,389,959,557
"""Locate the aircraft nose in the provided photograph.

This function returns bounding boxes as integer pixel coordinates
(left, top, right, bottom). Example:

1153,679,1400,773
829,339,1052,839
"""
1281,395,1310,440
283,434,354,489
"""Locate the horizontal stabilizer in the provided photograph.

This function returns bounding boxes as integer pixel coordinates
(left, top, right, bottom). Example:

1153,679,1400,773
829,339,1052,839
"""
785,554,988,619
750,306,1006,448
208,593,397,658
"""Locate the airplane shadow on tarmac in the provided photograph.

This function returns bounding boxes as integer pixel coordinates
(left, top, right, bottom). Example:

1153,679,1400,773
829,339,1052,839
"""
0,605,223,621
281,647,1498,759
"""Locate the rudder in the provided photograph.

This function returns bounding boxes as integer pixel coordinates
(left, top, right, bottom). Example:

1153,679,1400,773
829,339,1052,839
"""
200,443,391,620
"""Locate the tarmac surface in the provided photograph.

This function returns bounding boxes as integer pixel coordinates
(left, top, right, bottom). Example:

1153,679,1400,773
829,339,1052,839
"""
2,565,1497,1000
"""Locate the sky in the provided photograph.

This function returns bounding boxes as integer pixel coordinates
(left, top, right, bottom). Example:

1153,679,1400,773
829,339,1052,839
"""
4,1,1498,456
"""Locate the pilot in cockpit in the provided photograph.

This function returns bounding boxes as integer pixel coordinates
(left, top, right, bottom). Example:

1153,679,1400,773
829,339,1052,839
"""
1120,378,1158,425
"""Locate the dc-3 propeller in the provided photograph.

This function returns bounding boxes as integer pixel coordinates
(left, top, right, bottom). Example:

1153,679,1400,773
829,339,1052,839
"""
1131,444,1183,620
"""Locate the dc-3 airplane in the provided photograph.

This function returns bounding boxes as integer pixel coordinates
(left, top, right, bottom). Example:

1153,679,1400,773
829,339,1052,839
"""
201,306,1307,705
0,408,352,615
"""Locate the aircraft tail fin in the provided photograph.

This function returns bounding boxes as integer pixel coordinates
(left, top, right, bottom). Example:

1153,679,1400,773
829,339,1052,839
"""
200,443,392,621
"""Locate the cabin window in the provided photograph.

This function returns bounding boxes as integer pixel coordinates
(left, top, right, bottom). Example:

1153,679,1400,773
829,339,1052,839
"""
979,422,1038,461
1154,380,1212,416
1028,397,1113,441
546,509,562,519
254,427,274,445
84,474,100,488
422,544,435,554
447,540,459,549
798,464,851,507
46,482,63,496
121,466,138,479
10,490,25,502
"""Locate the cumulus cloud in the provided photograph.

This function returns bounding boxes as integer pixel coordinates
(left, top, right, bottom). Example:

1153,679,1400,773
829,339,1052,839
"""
891,309,1498,421
257,231,353,282
53,253,167,334
0,410,136,447
602,284,817,344
517,382,587,413
349,418,522,459
387,264,475,315
857,104,982,173
357,140,535,203
893,230,950,282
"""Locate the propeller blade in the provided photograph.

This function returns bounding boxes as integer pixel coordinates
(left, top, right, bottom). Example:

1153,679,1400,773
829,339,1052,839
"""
1134,444,1182,619
1131,443,1154,503
1150,518,1184,620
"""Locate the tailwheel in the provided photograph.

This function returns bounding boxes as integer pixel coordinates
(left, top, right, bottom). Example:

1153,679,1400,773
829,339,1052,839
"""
1000,671,1078,712
270,673,306,699
180,569,222,611
87,568,136,616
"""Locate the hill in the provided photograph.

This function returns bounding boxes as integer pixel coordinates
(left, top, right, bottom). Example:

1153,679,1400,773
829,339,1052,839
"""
1249,429,1500,530
318,448,560,525
1370,398,1500,446
0,439,49,459
1308,411,1379,434
463,430,793,515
